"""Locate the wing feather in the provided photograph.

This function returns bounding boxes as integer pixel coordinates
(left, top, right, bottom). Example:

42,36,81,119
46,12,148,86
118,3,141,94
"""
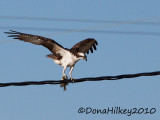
70,38,98,54
93,43,97,50
5,30,67,56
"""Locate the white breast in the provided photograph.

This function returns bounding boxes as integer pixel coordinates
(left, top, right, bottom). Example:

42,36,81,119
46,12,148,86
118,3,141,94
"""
60,51,79,67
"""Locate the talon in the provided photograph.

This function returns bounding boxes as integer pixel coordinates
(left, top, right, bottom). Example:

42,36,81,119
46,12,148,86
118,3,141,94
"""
65,75,68,79
62,75,68,80
70,78,75,82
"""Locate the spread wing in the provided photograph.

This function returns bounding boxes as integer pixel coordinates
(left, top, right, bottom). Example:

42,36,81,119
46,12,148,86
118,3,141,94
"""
5,30,67,56
70,38,98,54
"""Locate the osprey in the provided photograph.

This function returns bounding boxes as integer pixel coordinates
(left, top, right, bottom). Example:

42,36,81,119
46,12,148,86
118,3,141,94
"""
5,30,98,81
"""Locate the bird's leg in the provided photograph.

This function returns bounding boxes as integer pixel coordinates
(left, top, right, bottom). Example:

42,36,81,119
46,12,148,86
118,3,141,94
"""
62,66,68,80
69,66,75,82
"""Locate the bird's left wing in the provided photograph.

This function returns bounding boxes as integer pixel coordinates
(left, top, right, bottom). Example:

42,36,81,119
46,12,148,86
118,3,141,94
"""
70,38,98,54
5,30,67,56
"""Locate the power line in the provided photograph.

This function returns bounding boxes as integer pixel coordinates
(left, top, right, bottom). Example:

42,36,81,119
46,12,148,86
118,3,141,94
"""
0,16,160,36
1,26,160,36
0,15,160,25
0,70,159,87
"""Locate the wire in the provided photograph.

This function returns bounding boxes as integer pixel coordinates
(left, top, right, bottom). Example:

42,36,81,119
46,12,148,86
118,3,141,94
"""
0,15,160,25
0,70,159,87
1,26,160,36
44,16,160,36
1,16,160,36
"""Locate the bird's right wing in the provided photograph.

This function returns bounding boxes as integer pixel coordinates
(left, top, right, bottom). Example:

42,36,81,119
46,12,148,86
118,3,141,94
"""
5,30,68,56
70,38,98,54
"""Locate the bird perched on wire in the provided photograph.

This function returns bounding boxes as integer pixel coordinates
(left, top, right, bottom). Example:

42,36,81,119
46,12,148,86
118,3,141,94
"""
5,30,98,81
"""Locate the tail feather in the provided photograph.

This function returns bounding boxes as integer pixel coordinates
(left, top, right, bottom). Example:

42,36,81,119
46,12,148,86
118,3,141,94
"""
46,54,62,60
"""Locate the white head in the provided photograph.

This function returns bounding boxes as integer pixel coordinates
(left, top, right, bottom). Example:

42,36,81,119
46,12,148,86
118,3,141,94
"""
77,52,87,61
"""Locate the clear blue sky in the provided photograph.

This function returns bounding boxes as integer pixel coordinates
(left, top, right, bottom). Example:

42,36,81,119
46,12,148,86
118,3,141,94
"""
0,0,160,119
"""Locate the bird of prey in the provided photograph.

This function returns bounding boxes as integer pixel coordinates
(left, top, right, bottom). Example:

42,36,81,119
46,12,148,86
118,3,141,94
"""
5,30,98,81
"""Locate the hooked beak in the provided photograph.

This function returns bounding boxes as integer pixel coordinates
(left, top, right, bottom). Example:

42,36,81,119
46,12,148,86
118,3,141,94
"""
84,55,87,61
